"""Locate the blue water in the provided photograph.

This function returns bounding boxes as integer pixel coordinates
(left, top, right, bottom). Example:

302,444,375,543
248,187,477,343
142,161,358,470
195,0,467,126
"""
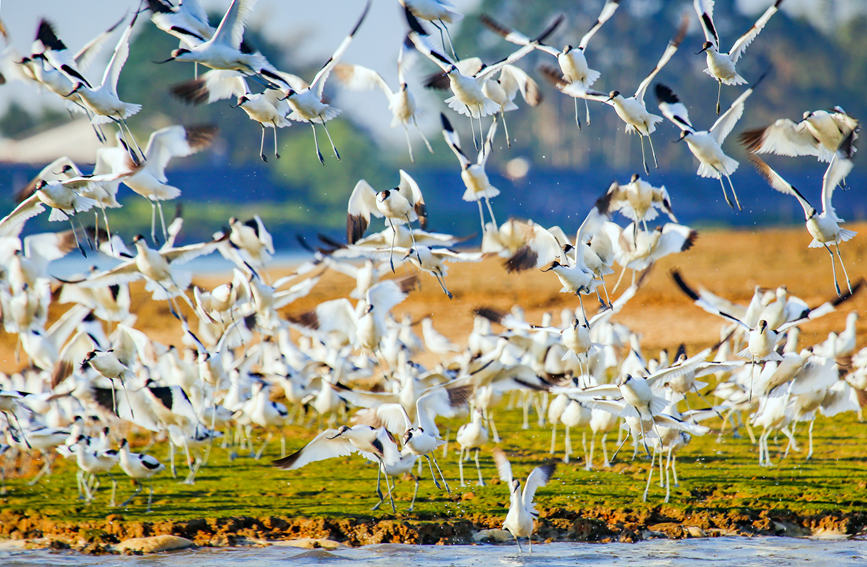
2,538,866,566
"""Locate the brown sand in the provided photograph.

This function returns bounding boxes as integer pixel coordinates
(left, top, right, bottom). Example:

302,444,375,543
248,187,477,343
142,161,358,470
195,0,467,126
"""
1,223,865,371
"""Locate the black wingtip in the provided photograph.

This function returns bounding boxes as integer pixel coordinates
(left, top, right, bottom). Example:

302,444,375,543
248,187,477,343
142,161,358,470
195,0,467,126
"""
654,83,679,104
440,112,453,132
671,269,699,301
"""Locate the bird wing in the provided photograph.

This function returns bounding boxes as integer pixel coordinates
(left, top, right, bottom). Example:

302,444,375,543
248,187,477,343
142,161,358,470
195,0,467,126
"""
311,0,371,97
634,17,687,103
366,277,414,316
739,119,821,158
408,32,454,73
730,0,781,63
356,403,412,435
161,237,223,265
476,15,564,82
333,63,392,97
693,0,719,47
492,448,513,485
211,0,256,51
74,15,125,72
479,13,560,57
100,12,137,96
0,194,44,238
271,429,356,470
347,180,379,244
397,169,427,228
655,83,694,131
82,259,143,288
820,130,857,218
578,0,621,50
653,224,698,260
478,118,498,165
671,269,751,330
522,462,555,512
440,113,472,168
710,78,760,144
777,281,863,333
182,0,209,24
498,64,542,106
144,124,218,179
749,155,815,220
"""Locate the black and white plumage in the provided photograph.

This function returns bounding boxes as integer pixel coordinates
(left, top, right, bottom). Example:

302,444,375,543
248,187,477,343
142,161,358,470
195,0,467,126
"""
493,448,555,553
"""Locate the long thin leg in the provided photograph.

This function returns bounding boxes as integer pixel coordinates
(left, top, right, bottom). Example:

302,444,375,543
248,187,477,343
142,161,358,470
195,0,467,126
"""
319,116,340,160
585,98,591,126
563,425,571,463
310,123,324,165
150,201,158,244
715,170,734,209
638,135,649,175
409,474,419,511
259,125,267,162
388,218,397,273
715,80,722,115
834,242,853,293
643,448,655,502
474,448,484,486
806,419,815,460
440,19,458,60
573,98,581,129
500,111,511,148
413,118,434,153
550,423,557,455
430,454,451,493
514,533,523,554
582,431,588,466
601,433,610,467
823,244,842,296
484,195,498,228
664,447,672,503
156,200,168,241
467,105,479,150
586,432,595,471
272,121,280,159
646,134,659,169
434,270,453,299
426,455,441,490
724,172,741,211
402,124,415,163
476,200,486,235
458,447,466,487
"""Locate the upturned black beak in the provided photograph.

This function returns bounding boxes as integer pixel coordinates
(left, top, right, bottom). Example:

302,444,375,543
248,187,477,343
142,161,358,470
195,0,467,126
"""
154,57,175,64
697,46,709,54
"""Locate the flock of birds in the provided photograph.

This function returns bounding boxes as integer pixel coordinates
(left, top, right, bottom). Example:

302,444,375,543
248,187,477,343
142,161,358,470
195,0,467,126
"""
0,0,864,552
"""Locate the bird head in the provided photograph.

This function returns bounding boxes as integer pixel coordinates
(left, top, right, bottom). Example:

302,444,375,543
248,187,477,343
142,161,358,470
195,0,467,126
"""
377,189,391,202
541,260,561,272
402,429,414,445
563,44,573,53
282,88,296,100
630,173,640,183
511,478,521,494
233,95,249,108
327,425,350,439
606,90,619,101
132,234,146,245
758,320,768,332
677,129,690,142
697,41,713,54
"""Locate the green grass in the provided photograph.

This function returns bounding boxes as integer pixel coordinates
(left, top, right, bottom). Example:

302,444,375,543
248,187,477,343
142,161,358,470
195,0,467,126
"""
2,398,866,536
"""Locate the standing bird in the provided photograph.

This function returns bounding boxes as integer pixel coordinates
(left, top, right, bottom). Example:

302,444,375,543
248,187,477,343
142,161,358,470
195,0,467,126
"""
481,0,621,127
748,130,858,295
543,18,687,174
493,449,555,553
281,1,371,165
118,439,164,512
694,0,784,114
655,75,765,210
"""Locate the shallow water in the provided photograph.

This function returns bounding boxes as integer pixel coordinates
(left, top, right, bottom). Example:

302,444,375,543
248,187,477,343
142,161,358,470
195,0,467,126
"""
2,538,866,567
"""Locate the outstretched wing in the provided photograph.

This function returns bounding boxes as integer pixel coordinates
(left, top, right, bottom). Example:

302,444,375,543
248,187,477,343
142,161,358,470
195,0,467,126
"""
634,16,687,103
311,0,371,97
522,462,555,512
440,113,471,168
821,130,857,219
578,0,620,50
492,448,513,486
347,179,379,244
749,155,814,220
730,0,782,63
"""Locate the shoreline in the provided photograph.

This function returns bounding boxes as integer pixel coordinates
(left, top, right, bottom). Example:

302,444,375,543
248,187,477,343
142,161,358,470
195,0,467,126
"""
1,507,864,554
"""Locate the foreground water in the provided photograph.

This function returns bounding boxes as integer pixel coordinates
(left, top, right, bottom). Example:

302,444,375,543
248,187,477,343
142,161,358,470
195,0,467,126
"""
2,538,866,566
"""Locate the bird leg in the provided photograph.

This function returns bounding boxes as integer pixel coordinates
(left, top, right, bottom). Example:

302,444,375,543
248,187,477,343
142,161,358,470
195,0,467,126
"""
563,425,571,463
664,447,672,503
150,201,158,244
402,124,415,163
643,448,655,502
582,431,588,466
372,466,384,510
647,134,659,169
484,195,498,228
413,117,434,153
109,474,117,507
319,115,340,160
121,481,142,508
822,244,842,296
467,106,479,151
573,98,581,129
586,433,595,471
430,454,450,493
259,125,267,162
146,484,154,513
156,200,169,241
486,409,501,443
549,422,557,455
715,80,722,115
425,455,441,489
272,121,280,159
310,123,325,165
474,448,484,486
458,447,466,486
724,172,741,211
388,218,397,273
806,419,815,460
404,214,422,264
834,241,853,294
585,98,592,126
513,533,523,554
639,135,649,175
476,200,487,235
434,270,453,299
716,171,734,209
409,474,419,512
254,432,271,459
168,439,176,478
499,111,511,148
